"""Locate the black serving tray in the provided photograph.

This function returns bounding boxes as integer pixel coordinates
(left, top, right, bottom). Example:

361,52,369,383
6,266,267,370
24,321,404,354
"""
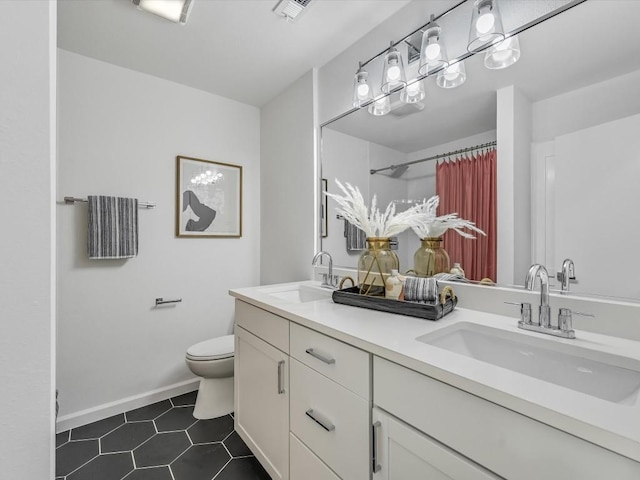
332,286,457,321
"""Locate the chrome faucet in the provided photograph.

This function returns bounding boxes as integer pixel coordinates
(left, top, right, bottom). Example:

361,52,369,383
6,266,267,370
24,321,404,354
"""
556,258,576,293
525,264,551,328
508,263,589,339
312,251,337,289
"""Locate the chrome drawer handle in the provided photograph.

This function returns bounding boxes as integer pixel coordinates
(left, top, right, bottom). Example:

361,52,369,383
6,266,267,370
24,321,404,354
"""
372,421,382,473
277,360,285,395
305,409,335,432
305,348,336,365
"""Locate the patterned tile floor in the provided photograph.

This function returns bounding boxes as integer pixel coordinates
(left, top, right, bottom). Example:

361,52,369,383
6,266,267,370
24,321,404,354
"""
56,391,271,480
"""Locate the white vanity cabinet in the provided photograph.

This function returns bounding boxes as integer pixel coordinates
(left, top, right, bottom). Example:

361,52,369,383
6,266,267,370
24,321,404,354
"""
289,323,371,480
374,357,640,480
234,301,290,480
234,301,372,480
372,407,500,480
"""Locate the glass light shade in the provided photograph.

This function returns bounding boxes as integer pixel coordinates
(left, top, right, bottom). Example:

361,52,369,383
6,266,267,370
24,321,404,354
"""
352,63,374,108
468,0,505,53
381,43,407,94
484,35,521,69
368,96,391,116
401,79,426,104
436,60,467,88
418,21,449,76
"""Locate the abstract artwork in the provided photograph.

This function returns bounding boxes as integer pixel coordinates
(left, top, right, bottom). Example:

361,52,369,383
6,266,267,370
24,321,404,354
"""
176,156,242,237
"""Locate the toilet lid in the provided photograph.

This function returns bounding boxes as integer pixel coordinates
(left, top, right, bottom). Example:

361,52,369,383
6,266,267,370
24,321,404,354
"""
186,335,234,361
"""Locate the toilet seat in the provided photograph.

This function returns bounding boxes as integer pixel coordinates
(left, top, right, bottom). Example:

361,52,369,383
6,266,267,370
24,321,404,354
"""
186,335,234,361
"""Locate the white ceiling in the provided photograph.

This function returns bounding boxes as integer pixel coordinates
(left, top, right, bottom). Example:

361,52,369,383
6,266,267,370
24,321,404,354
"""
57,0,411,107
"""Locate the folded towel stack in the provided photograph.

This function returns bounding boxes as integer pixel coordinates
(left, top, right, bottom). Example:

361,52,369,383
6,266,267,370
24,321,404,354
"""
404,276,438,303
87,195,139,259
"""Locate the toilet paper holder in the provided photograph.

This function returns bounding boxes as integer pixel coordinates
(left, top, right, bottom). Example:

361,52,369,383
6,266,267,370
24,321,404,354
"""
155,297,182,306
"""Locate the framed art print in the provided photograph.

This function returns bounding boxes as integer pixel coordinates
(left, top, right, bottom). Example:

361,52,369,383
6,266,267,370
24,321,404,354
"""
176,156,242,237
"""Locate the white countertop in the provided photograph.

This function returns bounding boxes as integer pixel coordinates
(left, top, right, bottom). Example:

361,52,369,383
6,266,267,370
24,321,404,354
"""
229,281,640,462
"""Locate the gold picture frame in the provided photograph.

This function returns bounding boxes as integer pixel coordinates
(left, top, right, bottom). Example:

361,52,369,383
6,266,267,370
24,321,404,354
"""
176,155,243,238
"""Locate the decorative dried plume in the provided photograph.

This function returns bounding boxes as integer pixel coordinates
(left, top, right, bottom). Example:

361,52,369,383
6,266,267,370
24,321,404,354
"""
325,179,430,238
411,196,486,239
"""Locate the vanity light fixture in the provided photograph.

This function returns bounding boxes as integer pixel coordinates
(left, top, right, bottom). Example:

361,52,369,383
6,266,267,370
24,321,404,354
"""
381,42,407,94
132,0,194,24
418,15,449,76
352,62,374,108
401,78,426,104
368,95,391,116
468,0,505,52
484,34,521,69
436,60,467,88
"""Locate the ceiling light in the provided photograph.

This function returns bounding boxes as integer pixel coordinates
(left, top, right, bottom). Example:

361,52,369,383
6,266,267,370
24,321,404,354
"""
436,60,467,88
468,0,505,52
381,42,407,94
352,62,374,108
418,16,449,76
368,96,391,116
401,79,425,104
484,35,521,69
132,0,194,24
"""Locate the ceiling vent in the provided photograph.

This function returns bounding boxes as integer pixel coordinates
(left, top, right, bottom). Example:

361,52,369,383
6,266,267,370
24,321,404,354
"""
389,94,425,118
273,0,313,22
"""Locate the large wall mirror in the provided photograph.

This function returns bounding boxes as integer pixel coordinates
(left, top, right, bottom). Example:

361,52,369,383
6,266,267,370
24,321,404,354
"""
320,0,640,301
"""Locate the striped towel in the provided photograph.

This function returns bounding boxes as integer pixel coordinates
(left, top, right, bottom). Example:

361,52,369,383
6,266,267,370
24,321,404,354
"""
345,220,367,251
87,196,138,259
404,276,438,303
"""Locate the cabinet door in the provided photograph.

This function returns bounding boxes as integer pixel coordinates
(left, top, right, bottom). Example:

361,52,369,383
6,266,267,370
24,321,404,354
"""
235,326,289,480
290,433,341,480
372,408,500,480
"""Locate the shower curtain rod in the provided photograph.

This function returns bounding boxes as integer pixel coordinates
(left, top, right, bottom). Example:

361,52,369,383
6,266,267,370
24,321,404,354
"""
370,141,497,175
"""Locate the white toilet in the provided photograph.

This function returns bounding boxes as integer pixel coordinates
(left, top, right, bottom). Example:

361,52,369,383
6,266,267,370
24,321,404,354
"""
185,334,235,419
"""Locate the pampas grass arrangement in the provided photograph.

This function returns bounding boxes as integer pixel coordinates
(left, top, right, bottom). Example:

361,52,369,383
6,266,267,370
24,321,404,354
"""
325,180,429,238
325,179,485,240
411,196,485,239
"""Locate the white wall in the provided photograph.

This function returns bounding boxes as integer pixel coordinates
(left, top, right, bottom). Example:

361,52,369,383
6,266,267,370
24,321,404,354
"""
496,85,532,285
532,69,640,142
57,50,260,428
553,114,640,299
260,71,315,284
322,129,371,268
0,1,56,478
530,68,640,298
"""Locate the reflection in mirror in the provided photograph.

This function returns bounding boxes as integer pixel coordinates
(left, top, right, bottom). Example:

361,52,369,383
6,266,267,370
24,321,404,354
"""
320,0,640,301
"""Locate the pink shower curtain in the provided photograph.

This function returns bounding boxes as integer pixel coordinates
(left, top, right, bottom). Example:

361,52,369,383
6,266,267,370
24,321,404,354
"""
436,149,497,282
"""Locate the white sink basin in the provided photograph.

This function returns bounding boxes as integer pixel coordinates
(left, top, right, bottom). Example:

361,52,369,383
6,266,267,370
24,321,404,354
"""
417,322,640,404
263,283,332,303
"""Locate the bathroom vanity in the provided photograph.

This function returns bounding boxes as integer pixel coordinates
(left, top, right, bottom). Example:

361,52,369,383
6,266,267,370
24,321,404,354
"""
230,282,640,480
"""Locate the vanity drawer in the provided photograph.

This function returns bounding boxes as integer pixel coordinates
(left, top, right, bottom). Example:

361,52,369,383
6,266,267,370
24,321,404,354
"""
290,433,341,480
235,300,289,353
290,323,370,399
374,357,640,480
290,359,369,480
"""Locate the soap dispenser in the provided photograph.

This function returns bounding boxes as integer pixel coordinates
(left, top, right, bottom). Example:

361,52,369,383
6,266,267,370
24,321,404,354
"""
385,269,403,300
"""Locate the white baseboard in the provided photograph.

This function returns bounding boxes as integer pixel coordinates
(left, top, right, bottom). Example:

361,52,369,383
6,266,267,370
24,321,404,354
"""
56,378,200,433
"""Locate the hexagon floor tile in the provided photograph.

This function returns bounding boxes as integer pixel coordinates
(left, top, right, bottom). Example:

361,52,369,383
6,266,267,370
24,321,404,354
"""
56,390,271,480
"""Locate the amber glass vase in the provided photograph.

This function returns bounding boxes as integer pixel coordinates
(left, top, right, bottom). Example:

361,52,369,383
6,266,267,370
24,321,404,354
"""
358,237,399,296
413,237,450,277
